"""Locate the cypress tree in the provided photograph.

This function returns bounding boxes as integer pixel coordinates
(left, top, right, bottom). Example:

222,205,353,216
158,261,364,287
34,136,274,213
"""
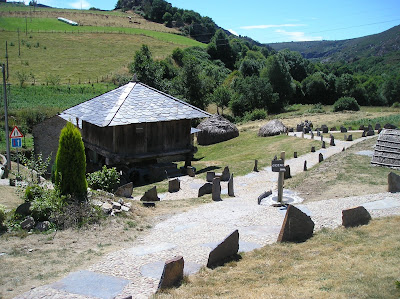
55,122,87,200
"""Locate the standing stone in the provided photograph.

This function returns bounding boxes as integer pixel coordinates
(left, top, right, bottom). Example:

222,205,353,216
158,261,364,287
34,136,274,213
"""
367,130,375,136
317,129,320,137
186,166,196,177
330,126,337,131
368,124,373,131
198,183,213,197
348,127,352,131
303,161,307,171
340,126,347,133
168,178,180,193
375,123,381,130
320,135,323,142
322,125,328,133
311,131,314,139
347,134,353,141
322,141,326,149
311,146,315,153
140,186,160,201
301,132,304,138
342,206,371,228
330,135,335,146
206,172,215,182
344,134,347,141
342,147,346,151
257,190,272,205
157,256,184,291
388,172,400,192
207,230,239,268
319,153,324,163
221,166,230,181
359,125,365,130
277,205,314,242
362,131,366,137
294,152,297,158
228,174,234,197
114,182,133,198
212,177,221,201
253,160,258,172
284,165,291,179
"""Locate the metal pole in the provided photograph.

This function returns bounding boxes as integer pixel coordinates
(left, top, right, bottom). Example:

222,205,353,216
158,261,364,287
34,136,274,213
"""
277,151,285,203
2,64,11,174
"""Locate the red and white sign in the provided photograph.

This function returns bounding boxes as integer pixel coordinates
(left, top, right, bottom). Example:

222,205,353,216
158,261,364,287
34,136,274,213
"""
10,126,24,138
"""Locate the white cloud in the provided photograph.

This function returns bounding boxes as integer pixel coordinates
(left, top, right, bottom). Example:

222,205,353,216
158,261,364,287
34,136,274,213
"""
228,29,239,36
275,29,322,41
69,0,91,9
240,24,305,30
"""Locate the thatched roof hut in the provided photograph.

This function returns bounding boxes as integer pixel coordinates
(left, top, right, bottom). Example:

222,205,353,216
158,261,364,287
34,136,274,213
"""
258,119,287,137
196,115,239,145
371,129,400,168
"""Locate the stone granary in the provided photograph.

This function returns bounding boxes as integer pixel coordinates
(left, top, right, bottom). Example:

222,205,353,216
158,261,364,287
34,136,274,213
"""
34,81,211,176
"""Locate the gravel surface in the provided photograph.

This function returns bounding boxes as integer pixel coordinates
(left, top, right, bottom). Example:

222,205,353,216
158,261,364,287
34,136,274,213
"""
14,133,400,299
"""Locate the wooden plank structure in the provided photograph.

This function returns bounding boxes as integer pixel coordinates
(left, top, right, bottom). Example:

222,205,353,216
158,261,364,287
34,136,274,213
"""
59,81,210,165
371,129,400,168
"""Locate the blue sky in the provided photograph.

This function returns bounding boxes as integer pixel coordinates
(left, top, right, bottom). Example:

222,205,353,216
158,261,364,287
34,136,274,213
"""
26,0,400,43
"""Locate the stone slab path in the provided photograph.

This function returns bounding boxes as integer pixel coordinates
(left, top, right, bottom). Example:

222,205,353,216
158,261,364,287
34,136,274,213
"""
14,133,400,299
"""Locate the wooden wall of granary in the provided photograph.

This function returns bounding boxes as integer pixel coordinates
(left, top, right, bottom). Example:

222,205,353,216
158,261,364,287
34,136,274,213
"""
82,119,191,157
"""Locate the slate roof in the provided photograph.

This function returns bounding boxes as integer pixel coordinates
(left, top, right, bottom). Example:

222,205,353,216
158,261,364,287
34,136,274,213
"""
59,82,211,127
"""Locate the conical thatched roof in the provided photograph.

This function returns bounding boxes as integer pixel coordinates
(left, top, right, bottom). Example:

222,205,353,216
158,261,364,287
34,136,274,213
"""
196,115,239,145
371,129,400,168
258,119,287,137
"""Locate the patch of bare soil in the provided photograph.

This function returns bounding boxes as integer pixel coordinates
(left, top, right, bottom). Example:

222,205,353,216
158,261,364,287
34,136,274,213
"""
286,136,400,202
0,186,23,209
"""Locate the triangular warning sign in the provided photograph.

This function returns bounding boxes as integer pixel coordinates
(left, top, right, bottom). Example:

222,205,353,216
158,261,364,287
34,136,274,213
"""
10,126,23,138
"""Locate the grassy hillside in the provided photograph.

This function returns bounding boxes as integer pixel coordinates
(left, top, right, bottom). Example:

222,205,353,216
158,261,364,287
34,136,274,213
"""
0,4,204,84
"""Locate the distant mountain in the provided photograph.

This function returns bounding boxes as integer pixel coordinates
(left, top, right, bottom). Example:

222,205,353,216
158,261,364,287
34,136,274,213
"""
267,25,400,64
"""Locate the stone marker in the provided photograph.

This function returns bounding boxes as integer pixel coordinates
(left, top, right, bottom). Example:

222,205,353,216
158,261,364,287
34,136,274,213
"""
157,256,184,291
221,166,230,181
330,135,335,146
277,205,314,242
375,123,381,130
294,152,297,158
311,131,314,139
206,172,215,182
284,165,291,179
319,153,323,163
253,160,258,172
344,134,347,141
21,216,35,230
288,128,294,132
317,129,320,137
340,126,347,133
347,134,353,141
15,202,31,217
362,131,366,137
212,177,221,201
359,125,365,130
311,146,315,152
198,183,213,197
303,160,307,171
168,178,180,193
301,132,304,138
330,126,337,131
322,125,328,134
322,141,326,149
388,172,400,192
207,230,239,268
140,186,160,201
368,124,373,131
320,135,323,141
257,190,272,205
342,206,371,228
114,182,133,198
187,166,196,177
367,130,375,136
228,174,234,197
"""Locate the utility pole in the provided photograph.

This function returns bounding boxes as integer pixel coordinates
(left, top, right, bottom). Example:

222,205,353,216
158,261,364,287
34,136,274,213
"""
1,64,11,175
5,41,9,80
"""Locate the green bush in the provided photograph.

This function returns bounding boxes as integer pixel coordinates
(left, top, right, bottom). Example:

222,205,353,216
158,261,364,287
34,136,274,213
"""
87,166,120,193
0,204,6,228
392,102,400,108
30,189,63,222
24,185,44,202
332,97,360,112
306,103,325,114
243,109,267,122
55,122,87,200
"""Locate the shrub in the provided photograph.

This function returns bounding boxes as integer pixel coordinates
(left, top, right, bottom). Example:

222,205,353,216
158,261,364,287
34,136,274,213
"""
243,109,267,122
55,122,87,200
24,185,44,202
392,102,400,108
87,166,120,193
30,189,63,222
332,97,360,112
306,103,325,114
0,204,6,228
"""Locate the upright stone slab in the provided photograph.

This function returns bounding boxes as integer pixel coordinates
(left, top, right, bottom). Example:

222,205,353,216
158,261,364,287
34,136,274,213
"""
317,129,320,137
140,186,160,201
114,182,133,198
359,125,365,130
362,131,366,137
198,183,213,197
322,141,326,148
342,206,371,228
284,165,291,179
253,160,258,172
311,146,315,152
228,174,234,197
212,177,221,201
340,126,347,133
168,178,180,193
303,161,307,171
293,152,297,158
330,135,335,146
257,190,272,205
375,123,381,130
322,125,328,134
346,134,353,141
388,172,400,192
207,230,239,268
157,256,184,291
367,130,375,136
206,171,215,182
301,132,304,138
319,153,323,163
221,166,230,181
187,166,196,177
311,131,314,139
320,135,324,141
277,205,314,242
330,126,337,131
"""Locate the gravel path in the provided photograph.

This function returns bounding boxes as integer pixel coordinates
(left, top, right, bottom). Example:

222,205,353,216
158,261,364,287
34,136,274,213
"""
14,133,400,299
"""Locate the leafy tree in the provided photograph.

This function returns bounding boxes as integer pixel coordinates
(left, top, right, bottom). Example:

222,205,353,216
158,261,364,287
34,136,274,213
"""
162,12,172,27
301,72,328,104
55,122,87,200
207,29,236,69
212,85,231,115
181,56,206,110
279,49,309,82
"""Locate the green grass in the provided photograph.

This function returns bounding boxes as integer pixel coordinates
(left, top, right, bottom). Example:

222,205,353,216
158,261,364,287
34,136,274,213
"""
343,114,400,129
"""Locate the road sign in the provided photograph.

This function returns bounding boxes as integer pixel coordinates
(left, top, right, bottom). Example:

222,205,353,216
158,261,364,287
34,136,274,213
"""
10,126,23,138
11,137,22,148
271,159,286,172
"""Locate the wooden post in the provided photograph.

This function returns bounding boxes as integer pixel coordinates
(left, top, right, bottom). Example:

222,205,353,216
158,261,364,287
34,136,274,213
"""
278,151,285,203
